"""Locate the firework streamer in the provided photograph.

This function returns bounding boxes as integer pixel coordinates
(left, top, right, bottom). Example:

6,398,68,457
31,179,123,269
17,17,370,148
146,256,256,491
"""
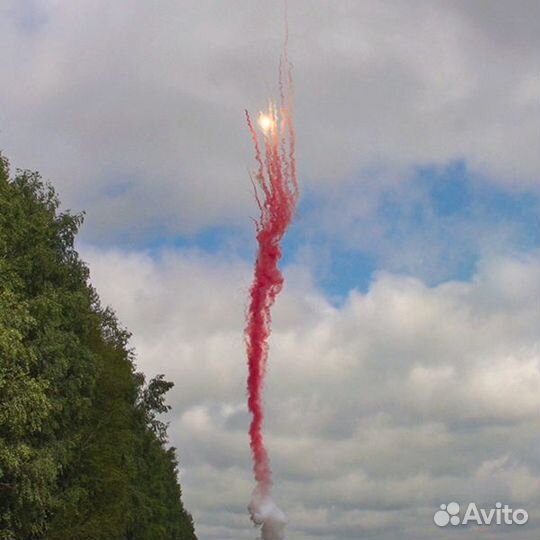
245,50,298,540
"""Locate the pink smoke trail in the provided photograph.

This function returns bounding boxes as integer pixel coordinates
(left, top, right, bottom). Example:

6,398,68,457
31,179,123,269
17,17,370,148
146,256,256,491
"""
245,55,297,540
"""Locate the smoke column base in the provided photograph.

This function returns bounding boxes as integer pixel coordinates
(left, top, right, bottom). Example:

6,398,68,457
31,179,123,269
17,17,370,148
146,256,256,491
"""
249,488,287,540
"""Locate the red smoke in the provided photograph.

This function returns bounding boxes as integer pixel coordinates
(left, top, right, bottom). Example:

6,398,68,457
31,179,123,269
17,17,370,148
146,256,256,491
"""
245,60,297,504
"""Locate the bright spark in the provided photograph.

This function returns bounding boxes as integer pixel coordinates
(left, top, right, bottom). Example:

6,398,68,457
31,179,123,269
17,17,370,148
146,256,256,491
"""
258,113,275,133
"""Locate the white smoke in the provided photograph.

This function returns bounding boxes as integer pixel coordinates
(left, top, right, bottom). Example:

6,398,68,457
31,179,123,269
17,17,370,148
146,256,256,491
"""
248,488,287,540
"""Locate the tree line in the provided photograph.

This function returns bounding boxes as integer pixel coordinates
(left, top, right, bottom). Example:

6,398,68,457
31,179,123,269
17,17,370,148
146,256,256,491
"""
0,153,197,540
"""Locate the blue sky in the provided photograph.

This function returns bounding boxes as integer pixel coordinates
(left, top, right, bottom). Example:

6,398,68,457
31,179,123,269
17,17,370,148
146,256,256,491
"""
112,158,539,300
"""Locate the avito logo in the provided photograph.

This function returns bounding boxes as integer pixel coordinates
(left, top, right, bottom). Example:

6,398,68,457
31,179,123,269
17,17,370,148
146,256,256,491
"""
434,502,529,527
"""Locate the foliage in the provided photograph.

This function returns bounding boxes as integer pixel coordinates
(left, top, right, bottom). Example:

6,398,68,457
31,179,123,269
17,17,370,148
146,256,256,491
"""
0,153,197,539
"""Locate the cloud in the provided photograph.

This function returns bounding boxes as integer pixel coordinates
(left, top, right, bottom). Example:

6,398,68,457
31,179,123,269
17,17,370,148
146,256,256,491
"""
295,163,539,286
81,244,540,540
1,0,538,241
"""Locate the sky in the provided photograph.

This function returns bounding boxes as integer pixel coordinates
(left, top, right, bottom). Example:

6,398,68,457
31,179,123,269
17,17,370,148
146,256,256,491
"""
1,1,539,539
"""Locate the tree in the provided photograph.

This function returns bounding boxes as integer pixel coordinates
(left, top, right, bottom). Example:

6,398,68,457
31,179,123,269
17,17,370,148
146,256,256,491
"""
0,153,196,539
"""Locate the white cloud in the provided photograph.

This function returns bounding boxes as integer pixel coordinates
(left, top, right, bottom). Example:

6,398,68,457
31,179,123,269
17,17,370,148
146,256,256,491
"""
81,244,540,539
1,0,538,240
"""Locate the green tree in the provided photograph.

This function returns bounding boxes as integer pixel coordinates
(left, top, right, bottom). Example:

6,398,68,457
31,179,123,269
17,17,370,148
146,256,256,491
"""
0,155,96,538
0,153,196,540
